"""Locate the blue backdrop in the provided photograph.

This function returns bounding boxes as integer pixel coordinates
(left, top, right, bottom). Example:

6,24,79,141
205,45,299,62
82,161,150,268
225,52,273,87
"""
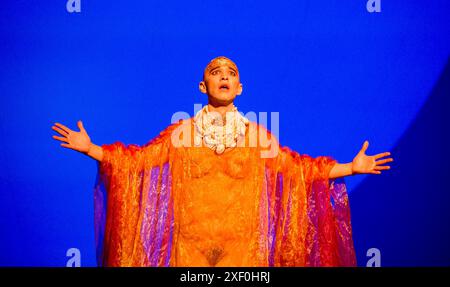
0,0,449,266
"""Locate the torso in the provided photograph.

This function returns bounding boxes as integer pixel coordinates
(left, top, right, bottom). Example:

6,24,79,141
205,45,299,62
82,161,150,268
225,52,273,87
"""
170,120,262,266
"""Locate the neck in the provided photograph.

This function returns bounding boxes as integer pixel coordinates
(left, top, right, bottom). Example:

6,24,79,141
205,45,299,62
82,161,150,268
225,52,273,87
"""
207,102,235,117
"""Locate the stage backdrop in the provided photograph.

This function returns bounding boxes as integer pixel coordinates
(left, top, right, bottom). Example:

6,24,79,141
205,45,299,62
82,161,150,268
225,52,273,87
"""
0,0,449,266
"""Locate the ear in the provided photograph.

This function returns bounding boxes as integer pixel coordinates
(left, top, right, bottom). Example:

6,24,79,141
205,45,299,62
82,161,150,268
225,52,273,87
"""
237,83,243,96
199,81,207,94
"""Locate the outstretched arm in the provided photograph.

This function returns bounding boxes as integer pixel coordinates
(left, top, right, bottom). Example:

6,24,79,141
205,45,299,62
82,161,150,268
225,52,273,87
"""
51,120,104,162
329,140,393,179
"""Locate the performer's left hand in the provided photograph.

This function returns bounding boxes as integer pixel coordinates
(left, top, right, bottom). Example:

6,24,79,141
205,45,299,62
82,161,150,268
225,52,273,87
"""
352,141,393,175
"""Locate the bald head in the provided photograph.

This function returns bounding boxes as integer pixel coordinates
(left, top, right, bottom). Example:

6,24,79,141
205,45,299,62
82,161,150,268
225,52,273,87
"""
199,56,243,104
203,56,239,81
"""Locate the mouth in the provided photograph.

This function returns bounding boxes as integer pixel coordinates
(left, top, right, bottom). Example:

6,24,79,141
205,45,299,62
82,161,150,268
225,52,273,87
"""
219,84,230,91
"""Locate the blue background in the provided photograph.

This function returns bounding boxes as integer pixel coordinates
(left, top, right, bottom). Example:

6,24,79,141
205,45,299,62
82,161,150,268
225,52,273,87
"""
0,0,449,266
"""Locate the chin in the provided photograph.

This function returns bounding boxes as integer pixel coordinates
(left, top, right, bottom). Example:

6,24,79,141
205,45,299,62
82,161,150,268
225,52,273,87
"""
209,95,236,105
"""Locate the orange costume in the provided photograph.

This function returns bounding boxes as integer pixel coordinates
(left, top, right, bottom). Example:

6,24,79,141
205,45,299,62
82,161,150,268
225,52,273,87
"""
93,117,356,267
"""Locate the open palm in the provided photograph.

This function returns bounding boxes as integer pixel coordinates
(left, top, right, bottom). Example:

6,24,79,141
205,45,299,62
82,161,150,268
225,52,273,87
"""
352,141,393,175
51,120,91,153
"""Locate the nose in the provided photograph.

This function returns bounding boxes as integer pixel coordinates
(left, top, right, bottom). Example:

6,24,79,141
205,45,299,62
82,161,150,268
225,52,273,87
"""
221,73,228,80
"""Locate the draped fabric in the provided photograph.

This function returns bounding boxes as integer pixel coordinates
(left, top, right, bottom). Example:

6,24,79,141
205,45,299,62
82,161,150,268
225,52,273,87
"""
93,118,356,266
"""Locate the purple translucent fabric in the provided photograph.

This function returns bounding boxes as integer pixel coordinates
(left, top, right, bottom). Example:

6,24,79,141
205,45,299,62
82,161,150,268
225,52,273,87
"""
94,162,174,266
259,168,356,267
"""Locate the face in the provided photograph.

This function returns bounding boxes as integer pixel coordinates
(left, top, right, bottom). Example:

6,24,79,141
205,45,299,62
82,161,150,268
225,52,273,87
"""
199,57,243,106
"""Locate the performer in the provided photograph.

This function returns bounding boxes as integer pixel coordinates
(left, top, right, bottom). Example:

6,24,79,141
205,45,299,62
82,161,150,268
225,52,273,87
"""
51,56,393,267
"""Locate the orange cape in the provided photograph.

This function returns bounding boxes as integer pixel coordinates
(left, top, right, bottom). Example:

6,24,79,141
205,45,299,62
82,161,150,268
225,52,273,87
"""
94,119,356,266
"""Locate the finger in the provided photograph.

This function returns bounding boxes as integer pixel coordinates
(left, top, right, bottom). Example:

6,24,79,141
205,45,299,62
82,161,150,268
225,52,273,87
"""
359,140,369,154
77,120,85,132
52,135,69,143
375,158,394,165
370,170,382,175
374,165,390,170
52,126,69,136
374,152,391,160
54,123,71,134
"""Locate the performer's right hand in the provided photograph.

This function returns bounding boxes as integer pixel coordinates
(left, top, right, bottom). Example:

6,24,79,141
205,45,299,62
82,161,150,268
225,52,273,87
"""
52,120,92,154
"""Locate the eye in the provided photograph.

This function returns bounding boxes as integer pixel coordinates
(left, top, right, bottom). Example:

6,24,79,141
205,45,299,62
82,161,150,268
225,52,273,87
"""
211,70,219,75
230,71,236,76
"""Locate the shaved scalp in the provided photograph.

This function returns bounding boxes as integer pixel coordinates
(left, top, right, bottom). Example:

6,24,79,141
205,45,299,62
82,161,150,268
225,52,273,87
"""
203,56,239,80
